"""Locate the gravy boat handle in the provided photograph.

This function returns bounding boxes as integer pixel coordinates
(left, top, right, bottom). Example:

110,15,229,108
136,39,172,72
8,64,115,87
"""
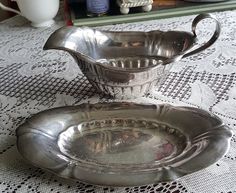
128,13,221,66
183,13,221,58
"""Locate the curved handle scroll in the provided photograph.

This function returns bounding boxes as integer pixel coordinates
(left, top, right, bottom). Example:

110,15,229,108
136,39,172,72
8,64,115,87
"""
183,13,221,58
0,1,22,16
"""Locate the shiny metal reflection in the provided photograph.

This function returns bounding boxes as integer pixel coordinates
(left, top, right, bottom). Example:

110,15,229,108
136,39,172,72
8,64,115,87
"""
16,102,233,186
44,13,220,99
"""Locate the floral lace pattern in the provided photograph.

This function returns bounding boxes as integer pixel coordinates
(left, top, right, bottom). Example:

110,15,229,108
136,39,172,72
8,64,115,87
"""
0,9,236,193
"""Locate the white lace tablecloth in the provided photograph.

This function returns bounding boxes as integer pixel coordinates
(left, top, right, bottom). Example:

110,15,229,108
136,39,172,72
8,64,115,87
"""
1,9,236,193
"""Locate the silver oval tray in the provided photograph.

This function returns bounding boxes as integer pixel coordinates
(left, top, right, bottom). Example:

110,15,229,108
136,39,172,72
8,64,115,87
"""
16,102,233,187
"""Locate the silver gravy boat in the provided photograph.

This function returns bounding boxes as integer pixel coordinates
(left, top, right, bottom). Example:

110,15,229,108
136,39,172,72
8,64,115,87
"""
44,13,220,99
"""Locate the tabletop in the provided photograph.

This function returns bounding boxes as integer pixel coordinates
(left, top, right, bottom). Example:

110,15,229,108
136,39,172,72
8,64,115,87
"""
0,9,236,193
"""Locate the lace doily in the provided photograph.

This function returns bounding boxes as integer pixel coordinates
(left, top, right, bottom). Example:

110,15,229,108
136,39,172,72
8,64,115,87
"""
0,9,236,193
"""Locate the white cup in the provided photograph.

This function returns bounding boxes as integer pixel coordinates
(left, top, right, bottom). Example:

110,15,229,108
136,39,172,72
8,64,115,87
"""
0,0,59,27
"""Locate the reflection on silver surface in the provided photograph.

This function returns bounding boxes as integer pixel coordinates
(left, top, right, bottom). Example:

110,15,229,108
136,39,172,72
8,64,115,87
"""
44,13,220,99
16,102,232,186
57,119,186,165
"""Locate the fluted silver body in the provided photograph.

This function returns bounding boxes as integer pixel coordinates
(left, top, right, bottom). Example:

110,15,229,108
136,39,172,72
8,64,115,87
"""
44,13,220,99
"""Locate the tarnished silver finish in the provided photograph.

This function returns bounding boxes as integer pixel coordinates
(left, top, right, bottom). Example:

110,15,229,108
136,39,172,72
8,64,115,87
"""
44,13,220,99
16,102,233,187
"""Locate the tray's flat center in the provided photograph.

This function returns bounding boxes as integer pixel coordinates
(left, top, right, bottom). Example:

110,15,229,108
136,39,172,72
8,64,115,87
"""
58,119,187,165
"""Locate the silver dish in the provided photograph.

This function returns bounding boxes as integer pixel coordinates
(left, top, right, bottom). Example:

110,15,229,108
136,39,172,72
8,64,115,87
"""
44,13,220,99
16,102,233,187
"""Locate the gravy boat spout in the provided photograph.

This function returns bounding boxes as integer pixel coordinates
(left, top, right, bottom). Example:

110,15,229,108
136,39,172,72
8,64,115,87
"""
43,27,97,63
43,13,220,99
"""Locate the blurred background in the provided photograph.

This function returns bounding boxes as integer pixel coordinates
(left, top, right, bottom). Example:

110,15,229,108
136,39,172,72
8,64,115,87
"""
0,0,18,21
